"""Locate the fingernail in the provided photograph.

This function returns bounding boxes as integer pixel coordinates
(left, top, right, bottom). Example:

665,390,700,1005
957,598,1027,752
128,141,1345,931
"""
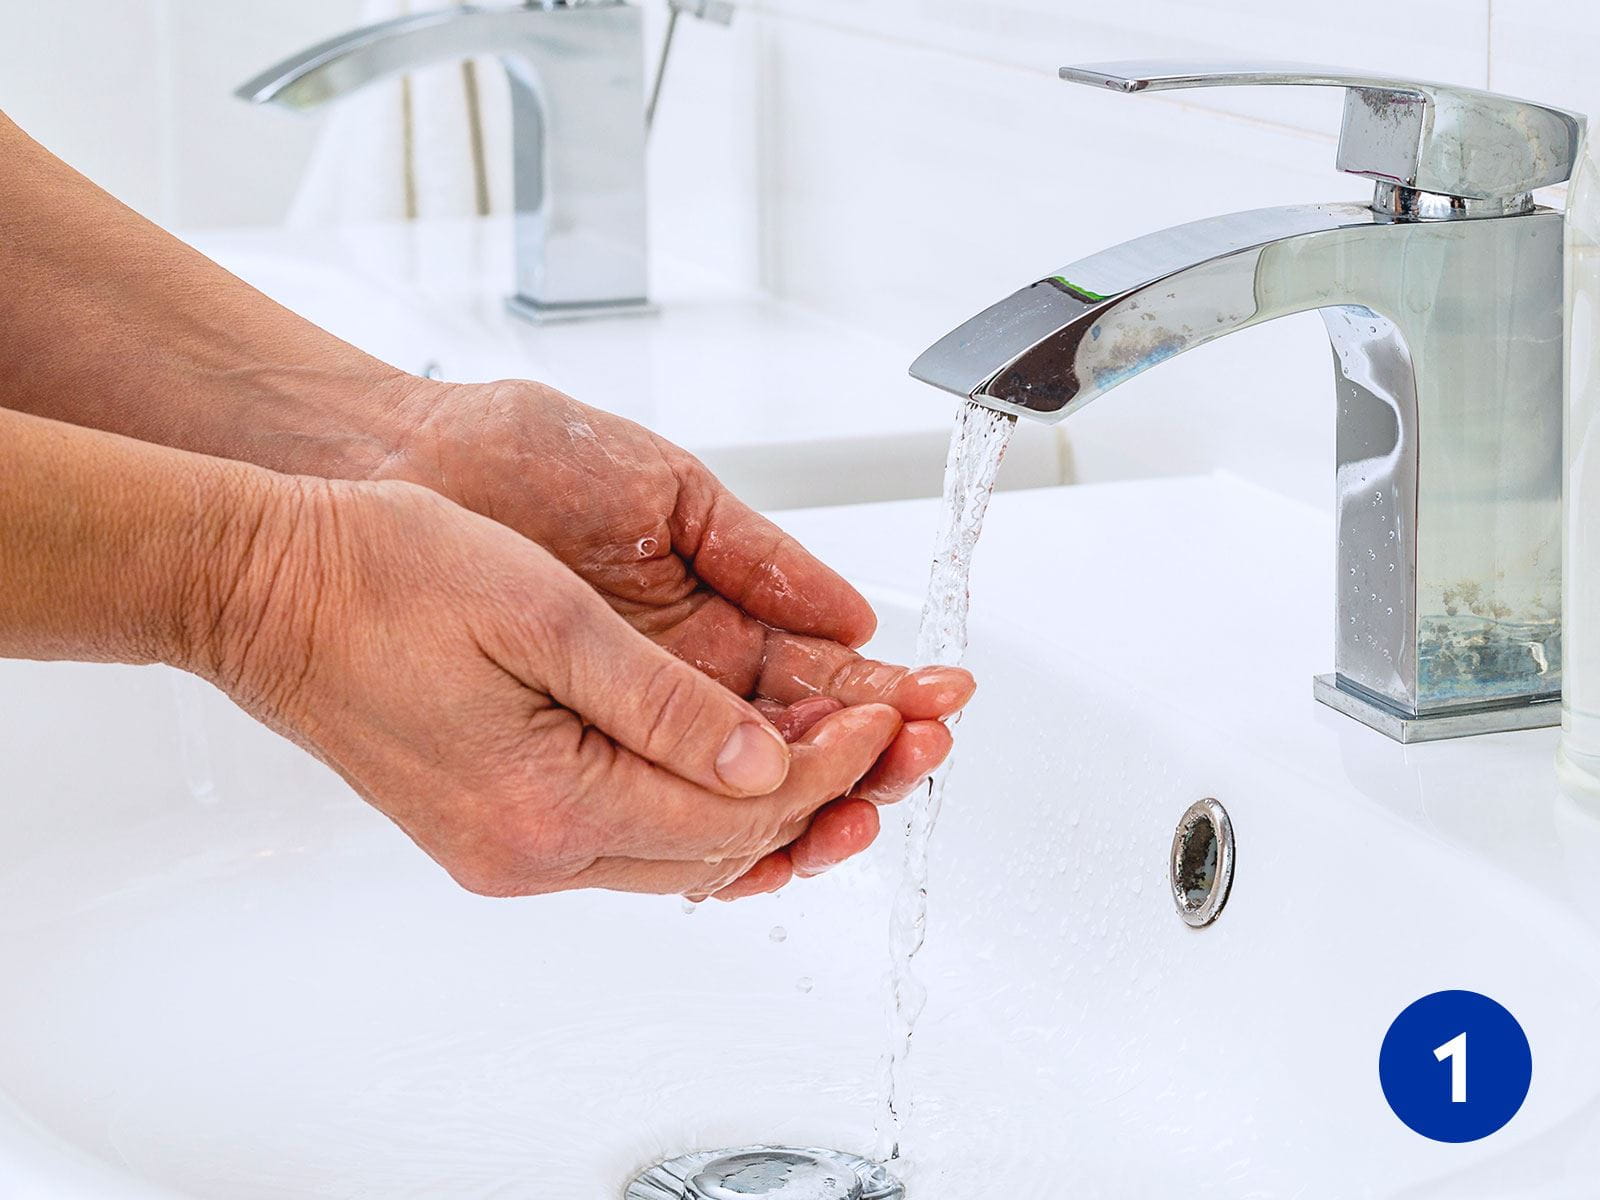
715,722,790,795
909,667,976,712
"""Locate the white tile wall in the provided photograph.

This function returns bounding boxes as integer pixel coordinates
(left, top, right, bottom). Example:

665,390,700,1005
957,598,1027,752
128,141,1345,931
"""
0,2,168,217
644,1,766,289
0,1,362,227
749,0,1490,140
163,1,367,228
1491,0,1600,116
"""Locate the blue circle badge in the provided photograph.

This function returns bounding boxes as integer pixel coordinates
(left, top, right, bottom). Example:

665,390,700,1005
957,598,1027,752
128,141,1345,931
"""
1379,990,1532,1142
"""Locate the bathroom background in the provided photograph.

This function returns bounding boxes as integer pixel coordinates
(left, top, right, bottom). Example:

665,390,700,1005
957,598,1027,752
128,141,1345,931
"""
0,0,1584,510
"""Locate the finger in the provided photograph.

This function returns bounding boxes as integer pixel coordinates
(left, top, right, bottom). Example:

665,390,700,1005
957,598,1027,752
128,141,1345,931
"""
709,851,794,902
711,790,884,901
503,576,792,798
666,451,877,647
849,720,953,805
757,632,976,720
760,695,844,742
542,707,898,898
791,797,881,878
764,703,901,828
710,701,900,881
545,701,901,866
712,702,896,887
563,854,756,898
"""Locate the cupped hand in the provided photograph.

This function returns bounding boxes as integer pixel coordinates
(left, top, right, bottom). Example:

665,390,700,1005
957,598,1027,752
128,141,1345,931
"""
193,475,910,899
703,695,880,902
377,378,974,802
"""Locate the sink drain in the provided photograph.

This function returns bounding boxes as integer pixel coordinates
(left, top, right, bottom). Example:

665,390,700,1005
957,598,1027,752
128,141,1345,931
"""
1170,797,1234,928
626,1147,904,1200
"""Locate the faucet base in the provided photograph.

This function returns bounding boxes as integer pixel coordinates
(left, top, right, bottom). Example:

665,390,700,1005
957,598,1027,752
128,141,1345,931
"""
504,294,658,325
1312,675,1559,743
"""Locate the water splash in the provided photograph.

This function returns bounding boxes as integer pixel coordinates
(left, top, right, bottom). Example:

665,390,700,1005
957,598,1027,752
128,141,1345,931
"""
876,401,1015,1163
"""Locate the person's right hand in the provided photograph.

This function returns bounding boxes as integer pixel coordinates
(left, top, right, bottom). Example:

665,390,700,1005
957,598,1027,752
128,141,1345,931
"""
190,476,904,899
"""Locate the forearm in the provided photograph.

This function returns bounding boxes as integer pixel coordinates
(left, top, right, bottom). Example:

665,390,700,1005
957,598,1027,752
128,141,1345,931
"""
0,111,424,480
0,405,272,669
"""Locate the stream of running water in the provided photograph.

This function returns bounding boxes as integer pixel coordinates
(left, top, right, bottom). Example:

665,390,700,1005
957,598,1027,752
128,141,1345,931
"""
875,400,1016,1164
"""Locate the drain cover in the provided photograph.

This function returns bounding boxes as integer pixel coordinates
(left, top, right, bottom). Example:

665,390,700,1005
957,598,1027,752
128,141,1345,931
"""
627,1147,904,1200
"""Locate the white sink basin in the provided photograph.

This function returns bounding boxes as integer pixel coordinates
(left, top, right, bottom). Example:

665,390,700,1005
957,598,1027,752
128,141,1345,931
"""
3,475,1598,1198
187,221,1068,511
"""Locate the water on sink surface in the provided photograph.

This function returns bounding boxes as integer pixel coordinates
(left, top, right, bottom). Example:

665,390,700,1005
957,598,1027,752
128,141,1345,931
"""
878,401,1015,1166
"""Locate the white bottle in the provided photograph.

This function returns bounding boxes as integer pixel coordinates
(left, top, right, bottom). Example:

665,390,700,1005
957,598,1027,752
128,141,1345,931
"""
1560,126,1600,800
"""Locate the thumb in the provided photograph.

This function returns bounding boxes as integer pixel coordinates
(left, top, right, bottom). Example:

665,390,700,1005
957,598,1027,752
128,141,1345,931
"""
524,578,791,798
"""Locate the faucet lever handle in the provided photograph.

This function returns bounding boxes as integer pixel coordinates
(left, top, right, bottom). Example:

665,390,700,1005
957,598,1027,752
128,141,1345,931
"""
1060,59,1585,202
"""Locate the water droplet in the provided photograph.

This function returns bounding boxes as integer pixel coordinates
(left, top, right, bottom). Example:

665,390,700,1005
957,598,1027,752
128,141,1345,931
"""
636,536,659,557
680,899,698,915
796,977,814,994
769,925,787,943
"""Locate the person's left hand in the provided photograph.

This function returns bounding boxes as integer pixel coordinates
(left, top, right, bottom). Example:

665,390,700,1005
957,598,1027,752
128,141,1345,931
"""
372,377,973,821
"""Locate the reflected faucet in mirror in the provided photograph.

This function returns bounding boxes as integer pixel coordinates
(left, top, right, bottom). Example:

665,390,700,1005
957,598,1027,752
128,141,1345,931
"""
237,0,727,324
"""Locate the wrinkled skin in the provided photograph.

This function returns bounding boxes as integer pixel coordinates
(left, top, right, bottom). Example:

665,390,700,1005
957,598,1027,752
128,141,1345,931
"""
203,476,913,900
378,379,974,896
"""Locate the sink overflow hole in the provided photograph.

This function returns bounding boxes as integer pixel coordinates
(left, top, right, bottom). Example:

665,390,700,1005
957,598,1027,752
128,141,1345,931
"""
1170,797,1234,928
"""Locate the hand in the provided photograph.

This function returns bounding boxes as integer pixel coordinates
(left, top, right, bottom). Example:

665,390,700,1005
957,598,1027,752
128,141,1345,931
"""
192,474,907,899
377,378,975,807
706,695,888,902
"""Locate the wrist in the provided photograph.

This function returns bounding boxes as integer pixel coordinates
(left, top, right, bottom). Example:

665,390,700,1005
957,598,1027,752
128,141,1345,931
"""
210,365,441,485
172,463,331,710
0,409,313,674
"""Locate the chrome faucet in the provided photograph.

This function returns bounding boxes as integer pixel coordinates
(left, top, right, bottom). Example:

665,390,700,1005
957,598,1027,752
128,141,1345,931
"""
237,1,662,322
911,62,1586,742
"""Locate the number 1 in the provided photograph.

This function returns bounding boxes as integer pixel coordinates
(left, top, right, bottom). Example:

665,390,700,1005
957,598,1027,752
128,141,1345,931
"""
1434,1032,1467,1103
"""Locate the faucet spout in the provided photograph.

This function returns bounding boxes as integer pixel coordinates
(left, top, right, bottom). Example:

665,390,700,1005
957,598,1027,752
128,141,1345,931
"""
912,200,1565,739
237,2,651,318
912,203,1392,419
